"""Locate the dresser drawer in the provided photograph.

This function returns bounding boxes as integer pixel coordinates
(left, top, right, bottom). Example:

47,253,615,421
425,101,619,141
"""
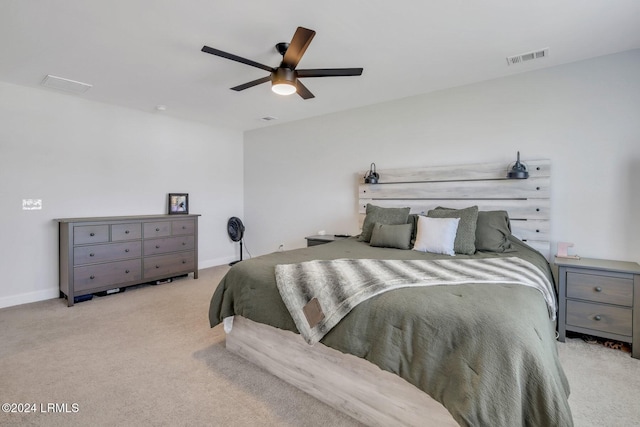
144,251,195,278
74,259,142,292
112,223,142,241
566,272,633,306
74,241,142,265
566,300,632,337
144,236,195,256
172,219,195,235
74,225,109,245
143,221,172,238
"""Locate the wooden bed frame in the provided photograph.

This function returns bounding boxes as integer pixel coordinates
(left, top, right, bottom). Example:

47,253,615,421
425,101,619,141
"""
226,159,551,426
227,316,457,426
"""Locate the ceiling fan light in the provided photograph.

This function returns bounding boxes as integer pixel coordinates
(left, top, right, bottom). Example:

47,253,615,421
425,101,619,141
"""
272,82,297,96
271,68,297,96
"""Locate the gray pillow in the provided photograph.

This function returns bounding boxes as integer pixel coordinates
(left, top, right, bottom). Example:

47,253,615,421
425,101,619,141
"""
359,204,411,243
369,223,412,250
427,206,479,255
475,210,515,253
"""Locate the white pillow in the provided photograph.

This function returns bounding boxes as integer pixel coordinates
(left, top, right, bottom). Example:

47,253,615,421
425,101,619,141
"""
413,216,460,256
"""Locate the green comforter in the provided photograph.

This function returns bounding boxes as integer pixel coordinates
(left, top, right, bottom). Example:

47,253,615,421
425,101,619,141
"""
209,237,573,426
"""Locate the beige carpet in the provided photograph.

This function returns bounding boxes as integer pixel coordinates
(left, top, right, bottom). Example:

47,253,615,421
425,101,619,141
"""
0,265,638,427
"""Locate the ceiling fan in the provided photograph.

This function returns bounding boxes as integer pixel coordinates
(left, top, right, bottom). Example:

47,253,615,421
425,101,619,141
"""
201,27,363,99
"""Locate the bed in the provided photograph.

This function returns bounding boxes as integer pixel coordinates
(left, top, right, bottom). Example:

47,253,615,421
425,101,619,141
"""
208,160,573,426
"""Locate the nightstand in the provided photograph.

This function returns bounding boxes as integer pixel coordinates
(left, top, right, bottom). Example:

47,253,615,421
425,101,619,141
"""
556,257,640,359
305,235,349,247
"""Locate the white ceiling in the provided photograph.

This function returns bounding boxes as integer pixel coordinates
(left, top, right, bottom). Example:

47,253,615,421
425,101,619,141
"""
2,0,639,132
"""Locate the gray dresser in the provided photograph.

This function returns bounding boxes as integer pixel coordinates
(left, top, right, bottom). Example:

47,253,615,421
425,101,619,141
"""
556,257,640,359
56,214,200,306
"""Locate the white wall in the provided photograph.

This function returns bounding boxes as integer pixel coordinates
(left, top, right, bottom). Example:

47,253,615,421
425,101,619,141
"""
244,50,640,263
0,81,243,308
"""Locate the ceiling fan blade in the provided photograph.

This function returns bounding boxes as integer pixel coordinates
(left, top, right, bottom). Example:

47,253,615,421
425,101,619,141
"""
201,46,274,72
295,80,315,100
296,68,364,78
281,27,316,69
230,76,272,91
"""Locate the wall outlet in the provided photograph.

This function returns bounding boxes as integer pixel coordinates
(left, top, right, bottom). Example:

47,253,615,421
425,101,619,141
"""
23,199,42,210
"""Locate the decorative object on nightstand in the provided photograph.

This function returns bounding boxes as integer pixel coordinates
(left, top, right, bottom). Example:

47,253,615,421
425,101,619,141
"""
556,256,640,359
305,234,349,247
556,242,580,259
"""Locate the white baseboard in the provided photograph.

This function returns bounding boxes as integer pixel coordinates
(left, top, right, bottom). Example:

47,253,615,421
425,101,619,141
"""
0,288,61,310
199,256,237,269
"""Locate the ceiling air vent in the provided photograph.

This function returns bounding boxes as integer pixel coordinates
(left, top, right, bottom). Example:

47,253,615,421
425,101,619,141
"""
506,48,549,66
41,75,93,93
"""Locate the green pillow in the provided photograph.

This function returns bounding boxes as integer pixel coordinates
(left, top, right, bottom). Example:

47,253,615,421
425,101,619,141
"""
427,206,479,255
369,223,412,250
359,204,411,243
475,210,515,252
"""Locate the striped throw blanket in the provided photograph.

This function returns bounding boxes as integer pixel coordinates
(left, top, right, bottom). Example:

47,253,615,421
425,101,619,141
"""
275,257,556,345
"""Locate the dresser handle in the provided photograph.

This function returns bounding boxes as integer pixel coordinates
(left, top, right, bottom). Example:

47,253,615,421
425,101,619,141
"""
182,260,186,264
89,253,95,257
90,275,95,280
156,228,160,231
156,245,160,249
156,265,160,269
182,242,186,245
125,249,129,253
125,269,130,274
90,232,95,237
595,287,602,292
182,226,186,229
594,315,602,321
125,230,130,234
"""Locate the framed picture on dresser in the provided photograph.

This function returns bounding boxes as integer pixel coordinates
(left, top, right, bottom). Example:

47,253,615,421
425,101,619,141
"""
168,193,189,215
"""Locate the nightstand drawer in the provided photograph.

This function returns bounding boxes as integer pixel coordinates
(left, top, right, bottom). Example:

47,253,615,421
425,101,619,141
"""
566,272,633,306
566,300,632,336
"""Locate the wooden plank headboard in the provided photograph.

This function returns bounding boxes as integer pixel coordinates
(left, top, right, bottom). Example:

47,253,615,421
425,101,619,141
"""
358,159,551,257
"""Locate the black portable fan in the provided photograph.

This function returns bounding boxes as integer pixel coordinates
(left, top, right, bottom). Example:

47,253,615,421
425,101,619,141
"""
227,217,245,266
